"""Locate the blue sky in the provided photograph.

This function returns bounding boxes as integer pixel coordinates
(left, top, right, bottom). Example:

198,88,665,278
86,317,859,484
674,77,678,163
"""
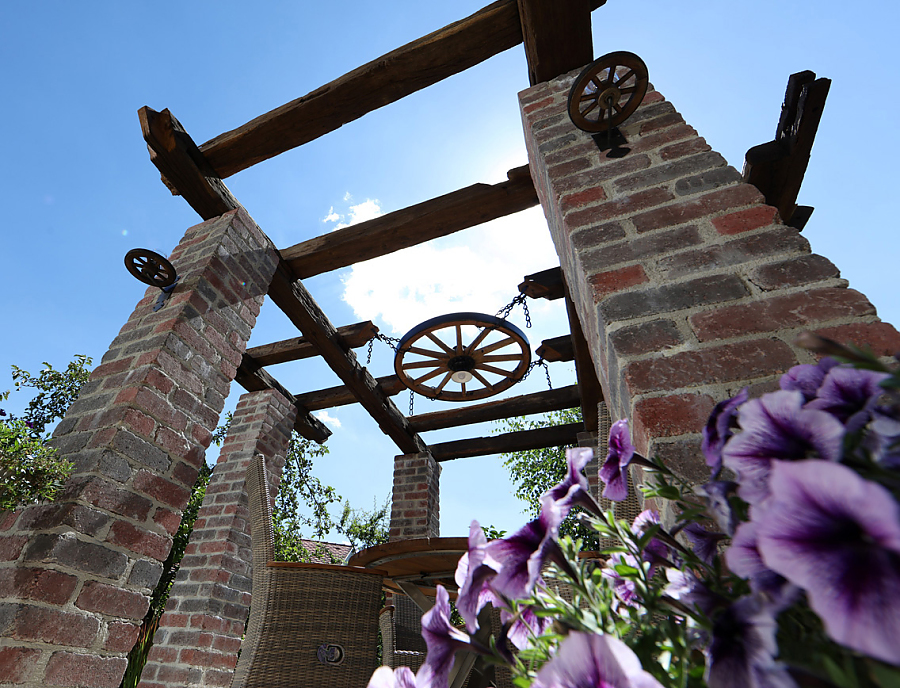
2,1,898,538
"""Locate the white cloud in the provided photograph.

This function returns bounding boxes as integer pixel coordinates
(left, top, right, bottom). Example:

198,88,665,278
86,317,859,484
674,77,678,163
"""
323,207,340,223
335,199,382,229
343,191,353,202
314,410,342,428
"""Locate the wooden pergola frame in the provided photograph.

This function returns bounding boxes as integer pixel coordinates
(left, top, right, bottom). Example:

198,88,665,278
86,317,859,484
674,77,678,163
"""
139,0,609,460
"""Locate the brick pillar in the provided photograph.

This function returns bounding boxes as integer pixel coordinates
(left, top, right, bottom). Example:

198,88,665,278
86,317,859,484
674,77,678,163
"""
519,70,900,500
389,452,440,541
138,389,295,688
0,208,279,688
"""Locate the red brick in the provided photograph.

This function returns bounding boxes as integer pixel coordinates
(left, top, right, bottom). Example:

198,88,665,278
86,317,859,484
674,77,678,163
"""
0,567,78,605
589,265,648,299
750,254,839,290
108,520,171,561
13,605,100,647
567,187,674,228
76,478,153,521
559,185,608,212
629,124,698,155
660,137,712,161
624,339,796,394
76,581,149,620
632,394,716,451
523,95,556,115
632,183,764,233
44,651,127,688
639,111,685,134
133,471,191,509
812,322,900,358
104,621,141,652
153,507,183,536
123,408,156,439
712,205,780,235
690,288,876,342
0,646,41,683
91,356,135,380
609,319,683,356
0,536,28,561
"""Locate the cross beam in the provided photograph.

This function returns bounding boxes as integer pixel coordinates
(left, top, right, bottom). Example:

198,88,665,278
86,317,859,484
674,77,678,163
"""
517,0,594,86
429,422,583,461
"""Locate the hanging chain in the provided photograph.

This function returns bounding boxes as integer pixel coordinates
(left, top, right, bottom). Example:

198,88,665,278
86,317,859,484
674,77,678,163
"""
409,390,415,416
520,357,553,390
366,332,402,365
365,338,375,364
495,293,532,328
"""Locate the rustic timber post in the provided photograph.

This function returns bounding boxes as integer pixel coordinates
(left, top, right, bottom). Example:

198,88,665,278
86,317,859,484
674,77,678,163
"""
519,70,900,519
0,208,279,688
137,389,295,688
389,452,441,541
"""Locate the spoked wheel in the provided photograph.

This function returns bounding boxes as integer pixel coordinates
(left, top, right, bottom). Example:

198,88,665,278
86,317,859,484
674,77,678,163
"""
124,248,177,288
567,51,649,133
394,313,531,402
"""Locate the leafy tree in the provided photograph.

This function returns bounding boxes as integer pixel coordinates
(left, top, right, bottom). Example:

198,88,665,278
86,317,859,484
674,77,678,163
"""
0,356,92,510
498,407,600,550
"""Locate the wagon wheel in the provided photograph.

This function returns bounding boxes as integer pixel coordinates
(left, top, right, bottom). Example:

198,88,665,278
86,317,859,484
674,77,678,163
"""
124,248,176,288
394,313,531,402
567,51,649,133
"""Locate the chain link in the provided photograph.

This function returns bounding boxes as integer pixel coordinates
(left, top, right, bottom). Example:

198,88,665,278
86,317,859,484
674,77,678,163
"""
409,389,415,416
520,357,553,390
494,293,532,328
366,338,374,365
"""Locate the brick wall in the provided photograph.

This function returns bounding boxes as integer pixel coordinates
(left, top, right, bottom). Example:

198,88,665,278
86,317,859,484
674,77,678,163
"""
0,208,279,688
138,389,295,688
519,68,900,498
389,452,440,541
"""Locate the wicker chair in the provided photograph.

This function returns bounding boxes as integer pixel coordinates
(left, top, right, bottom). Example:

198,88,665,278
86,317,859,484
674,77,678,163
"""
378,600,427,673
231,454,385,688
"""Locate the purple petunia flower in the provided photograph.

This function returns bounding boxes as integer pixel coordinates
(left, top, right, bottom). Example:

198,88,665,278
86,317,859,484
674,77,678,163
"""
702,388,749,475
779,358,837,400
722,390,844,504
865,410,900,468
367,665,417,688
631,509,668,568
682,522,725,566
454,521,501,633
545,447,602,518
755,460,900,665
705,596,797,688
695,480,739,536
725,521,797,610
501,604,551,651
600,420,636,501
603,551,641,608
418,586,477,688
804,366,889,431
664,568,719,618
531,632,664,688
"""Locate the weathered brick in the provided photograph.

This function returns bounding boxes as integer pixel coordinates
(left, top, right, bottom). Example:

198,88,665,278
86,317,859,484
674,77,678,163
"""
582,225,702,274
0,567,78,605
660,137,712,161
559,185,607,212
589,265,648,299
133,471,191,510
104,621,141,652
690,288,876,342
570,221,627,249
609,320,683,356
76,581,149,620
0,646,40,683
613,152,727,194
749,254,839,290
674,166,743,197
44,651,127,688
624,339,796,394
600,274,749,322
568,187,674,228
24,533,128,578
712,204,781,235
108,520,171,561
12,605,99,647
632,394,716,447
632,183,763,233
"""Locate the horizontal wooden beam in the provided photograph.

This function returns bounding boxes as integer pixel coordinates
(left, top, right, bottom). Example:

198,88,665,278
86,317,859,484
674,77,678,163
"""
235,355,332,442
536,335,573,363
138,107,239,221
245,321,379,366
293,375,406,412
517,0,594,86
281,166,538,278
195,0,608,179
408,385,579,433
268,263,427,454
430,422,583,461
518,266,564,300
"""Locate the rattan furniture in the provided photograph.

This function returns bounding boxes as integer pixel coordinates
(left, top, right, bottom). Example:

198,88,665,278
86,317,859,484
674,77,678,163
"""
231,454,386,688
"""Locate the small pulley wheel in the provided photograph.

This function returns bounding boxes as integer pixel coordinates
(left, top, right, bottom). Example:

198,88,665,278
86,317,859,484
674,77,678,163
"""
394,313,531,402
124,248,177,288
567,51,649,132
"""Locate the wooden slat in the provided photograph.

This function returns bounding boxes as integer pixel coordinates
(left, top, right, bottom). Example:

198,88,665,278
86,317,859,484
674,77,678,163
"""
138,107,240,221
246,321,378,366
564,286,602,434
268,263,427,454
430,422,583,461
517,0,594,86
518,266,564,300
235,355,332,442
742,71,830,228
281,166,538,278
536,335,573,363
293,375,406,411
408,385,579,433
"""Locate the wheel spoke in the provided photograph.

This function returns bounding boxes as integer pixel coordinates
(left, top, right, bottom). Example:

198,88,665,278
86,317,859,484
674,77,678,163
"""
464,327,492,356
435,372,453,393
425,331,455,355
405,346,446,359
455,325,463,354
581,100,599,117
604,65,617,84
475,363,515,378
619,85,636,95
413,368,446,385
402,360,443,370
480,354,523,363
471,370,494,390
474,336,516,356
615,69,635,85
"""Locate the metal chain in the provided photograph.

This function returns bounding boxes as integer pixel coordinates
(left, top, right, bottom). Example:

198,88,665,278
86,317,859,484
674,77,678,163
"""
409,390,415,416
366,332,402,365
366,338,375,365
494,293,532,328
520,357,553,390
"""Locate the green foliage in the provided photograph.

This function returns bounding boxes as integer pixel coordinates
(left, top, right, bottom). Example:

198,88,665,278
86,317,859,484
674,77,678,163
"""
0,356,92,511
498,408,599,549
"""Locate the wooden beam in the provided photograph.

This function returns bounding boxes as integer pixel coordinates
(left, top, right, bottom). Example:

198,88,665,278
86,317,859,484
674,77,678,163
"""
408,385,579,433
246,321,378,366
518,266,564,300
293,375,406,412
138,107,239,221
268,263,427,454
430,422,583,461
742,71,830,229
536,335,574,363
196,0,608,179
235,355,332,443
517,0,594,86
564,286,603,434
280,166,538,278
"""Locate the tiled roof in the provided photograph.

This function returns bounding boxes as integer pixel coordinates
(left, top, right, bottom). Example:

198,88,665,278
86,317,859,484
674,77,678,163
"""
299,539,353,564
